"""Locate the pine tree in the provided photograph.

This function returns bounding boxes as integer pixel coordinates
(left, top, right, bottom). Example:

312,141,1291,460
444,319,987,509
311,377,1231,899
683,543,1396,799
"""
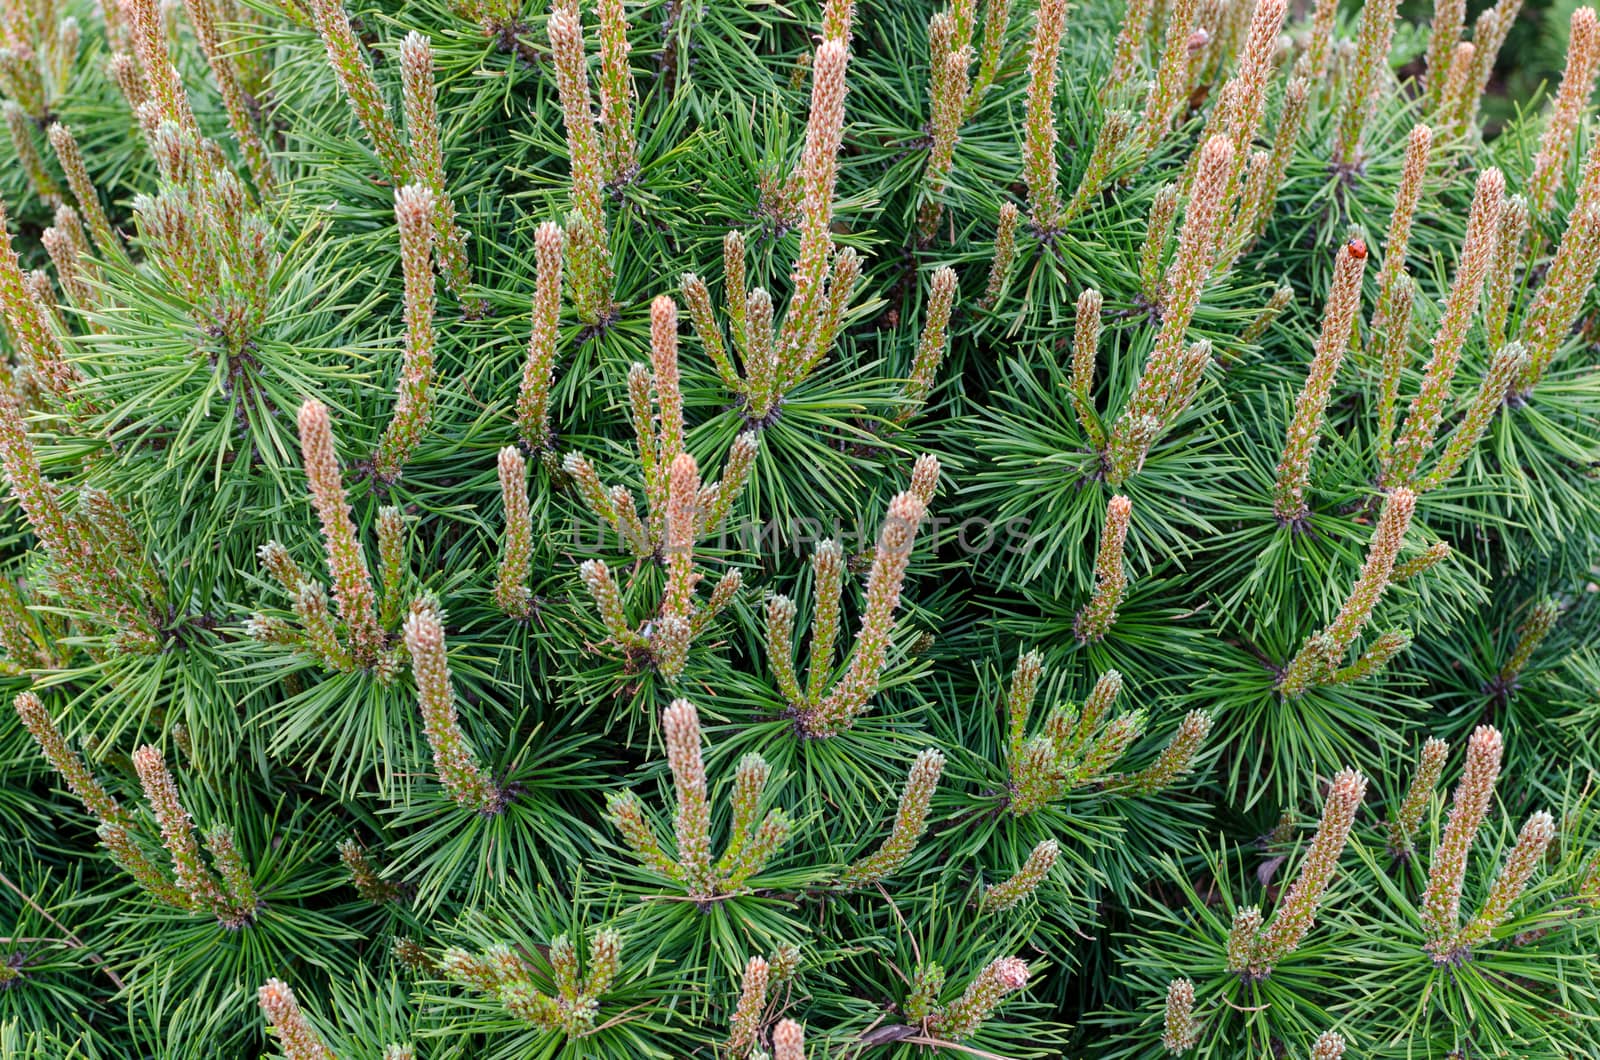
0,1,1596,1057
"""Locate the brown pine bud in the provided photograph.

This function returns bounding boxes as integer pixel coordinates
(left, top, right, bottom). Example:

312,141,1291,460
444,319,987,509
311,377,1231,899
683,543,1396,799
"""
1311,1031,1346,1060
14,691,124,825
840,749,945,885
1332,0,1400,164
403,607,503,813
1421,0,1467,112
259,979,334,1060
981,838,1058,912
493,447,534,619
517,222,565,450
1456,810,1556,950
1387,737,1449,858
400,31,473,298
310,0,405,178
373,184,439,482
3,103,61,204
899,267,957,421
132,744,229,918
338,838,401,904
1074,494,1132,642
931,956,1030,1040
1021,0,1070,230
1143,0,1202,148
297,399,382,661
1256,769,1367,968
1497,597,1560,687
980,202,1020,308
180,0,273,191
1422,725,1502,953
663,699,715,896
1105,0,1157,100
805,473,936,735
1386,169,1505,486
1273,239,1368,524
727,955,769,1055
1529,8,1600,212
125,0,198,132
1162,977,1201,1052
773,1018,807,1060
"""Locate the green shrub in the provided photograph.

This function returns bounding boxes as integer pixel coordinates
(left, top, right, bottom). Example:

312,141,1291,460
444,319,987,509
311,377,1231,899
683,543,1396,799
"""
0,0,1597,1056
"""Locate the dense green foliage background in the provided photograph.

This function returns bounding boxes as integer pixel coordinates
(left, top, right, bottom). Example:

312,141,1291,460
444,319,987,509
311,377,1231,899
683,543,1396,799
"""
0,0,1597,1056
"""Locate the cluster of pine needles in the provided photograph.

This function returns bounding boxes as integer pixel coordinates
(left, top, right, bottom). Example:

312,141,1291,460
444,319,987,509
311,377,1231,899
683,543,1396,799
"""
1,0,1599,1055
